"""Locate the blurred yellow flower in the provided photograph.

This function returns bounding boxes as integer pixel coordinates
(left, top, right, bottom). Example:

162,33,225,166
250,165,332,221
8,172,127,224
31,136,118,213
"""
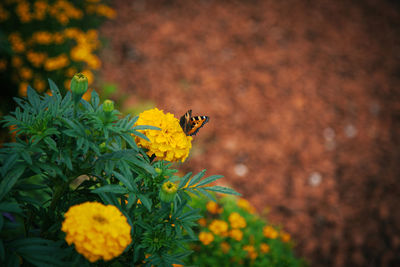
260,243,270,253
26,51,47,67
0,5,9,21
16,1,31,23
32,31,53,44
18,82,28,96
206,201,222,214
33,1,47,20
12,56,23,68
280,231,291,242
263,225,278,239
209,219,228,236
33,78,46,92
198,218,207,227
228,212,246,229
0,59,7,71
198,231,214,245
81,69,94,85
243,245,258,260
134,108,193,162
61,202,132,263
44,54,69,71
20,67,32,80
237,198,256,214
9,33,25,53
229,229,243,241
221,242,230,253
53,32,64,44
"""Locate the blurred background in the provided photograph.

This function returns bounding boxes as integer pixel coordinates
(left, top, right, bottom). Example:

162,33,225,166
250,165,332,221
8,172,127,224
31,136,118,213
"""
1,0,400,266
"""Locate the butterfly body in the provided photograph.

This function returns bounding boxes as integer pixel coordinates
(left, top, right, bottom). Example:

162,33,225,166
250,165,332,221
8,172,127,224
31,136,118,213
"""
179,110,209,136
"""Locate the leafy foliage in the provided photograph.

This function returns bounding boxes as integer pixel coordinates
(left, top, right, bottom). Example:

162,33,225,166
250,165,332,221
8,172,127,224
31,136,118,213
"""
0,80,239,266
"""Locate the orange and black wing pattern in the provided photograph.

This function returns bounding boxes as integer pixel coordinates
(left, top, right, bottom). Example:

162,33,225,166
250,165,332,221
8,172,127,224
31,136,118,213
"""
179,110,209,136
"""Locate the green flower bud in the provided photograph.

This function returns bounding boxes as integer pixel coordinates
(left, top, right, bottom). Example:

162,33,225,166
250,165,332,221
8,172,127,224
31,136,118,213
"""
70,73,88,96
155,168,162,174
159,181,177,203
102,100,114,113
99,142,107,153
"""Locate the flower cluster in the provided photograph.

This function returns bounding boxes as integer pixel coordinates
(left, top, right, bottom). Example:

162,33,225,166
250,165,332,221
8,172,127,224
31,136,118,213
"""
134,108,193,162
0,0,115,100
187,196,302,266
62,202,132,262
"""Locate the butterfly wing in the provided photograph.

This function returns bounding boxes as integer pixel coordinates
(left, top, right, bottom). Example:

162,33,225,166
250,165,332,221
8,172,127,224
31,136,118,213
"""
179,110,192,134
186,115,209,136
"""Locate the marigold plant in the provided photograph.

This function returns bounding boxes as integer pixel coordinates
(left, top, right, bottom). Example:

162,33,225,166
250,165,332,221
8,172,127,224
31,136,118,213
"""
186,195,307,266
0,76,239,266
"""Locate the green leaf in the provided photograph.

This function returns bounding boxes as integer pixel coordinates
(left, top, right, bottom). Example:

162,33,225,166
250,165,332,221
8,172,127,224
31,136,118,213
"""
92,185,129,194
130,130,150,142
137,194,152,211
202,185,241,196
0,202,22,213
112,171,134,191
196,187,217,202
196,174,223,187
132,125,160,131
0,153,18,176
26,85,40,111
20,151,32,165
178,172,192,189
188,169,206,187
44,137,58,152
0,239,4,262
0,165,25,202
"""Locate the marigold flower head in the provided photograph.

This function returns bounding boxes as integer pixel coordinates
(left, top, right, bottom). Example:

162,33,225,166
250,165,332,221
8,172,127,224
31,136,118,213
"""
61,202,132,262
260,243,270,253
198,218,207,227
263,225,278,239
228,212,246,229
237,198,256,214
209,219,228,236
229,229,243,241
134,108,192,162
221,242,230,253
199,231,214,245
206,201,223,214
243,245,258,260
280,231,291,242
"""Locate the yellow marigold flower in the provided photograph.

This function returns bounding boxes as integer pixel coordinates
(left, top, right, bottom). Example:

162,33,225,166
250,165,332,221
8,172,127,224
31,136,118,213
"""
26,51,47,67
263,225,278,239
16,1,31,23
53,32,64,44
20,67,32,80
280,231,291,242
206,201,222,214
198,231,214,245
82,88,93,101
229,229,243,241
198,218,207,227
19,82,28,97
66,67,77,77
0,5,9,21
32,31,53,45
33,78,46,92
44,54,69,71
228,212,246,229
33,1,47,20
172,265,183,267
9,33,25,53
260,243,270,253
243,245,258,260
237,198,256,214
221,242,230,253
12,56,23,68
134,108,193,162
0,59,7,71
61,202,132,263
209,219,228,236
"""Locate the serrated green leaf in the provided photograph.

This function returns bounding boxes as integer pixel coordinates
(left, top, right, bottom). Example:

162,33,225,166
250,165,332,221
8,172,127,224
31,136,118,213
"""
178,172,192,189
202,185,241,196
137,194,152,211
112,171,134,191
188,169,206,187
20,151,32,165
196,174,223,187
92,185,129,194
132,125,160,131
43,137,58,152
0,166,25,202
0,202,22,213
130,130,150,142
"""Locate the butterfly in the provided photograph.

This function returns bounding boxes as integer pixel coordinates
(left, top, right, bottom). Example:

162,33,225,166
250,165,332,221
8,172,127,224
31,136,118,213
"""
179,110,209,136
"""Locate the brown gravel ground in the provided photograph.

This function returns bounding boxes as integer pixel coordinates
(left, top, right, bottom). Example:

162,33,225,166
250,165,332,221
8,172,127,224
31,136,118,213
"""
100,0,400,266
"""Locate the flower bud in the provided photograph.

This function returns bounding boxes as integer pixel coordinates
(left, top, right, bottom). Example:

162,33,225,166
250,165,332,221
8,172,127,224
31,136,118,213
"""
159,181,177,202
155,168,162,174
70,73,88,96
102,100,114,113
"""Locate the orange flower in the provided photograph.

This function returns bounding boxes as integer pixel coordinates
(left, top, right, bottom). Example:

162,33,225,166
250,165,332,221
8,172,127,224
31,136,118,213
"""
206,201,222,214
198,231,214,245
263,225,278,239
221,242,230,253
260,243,270,253
229,229,243,241
228,212,246,229
209,220,228,236
280,231,291,242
